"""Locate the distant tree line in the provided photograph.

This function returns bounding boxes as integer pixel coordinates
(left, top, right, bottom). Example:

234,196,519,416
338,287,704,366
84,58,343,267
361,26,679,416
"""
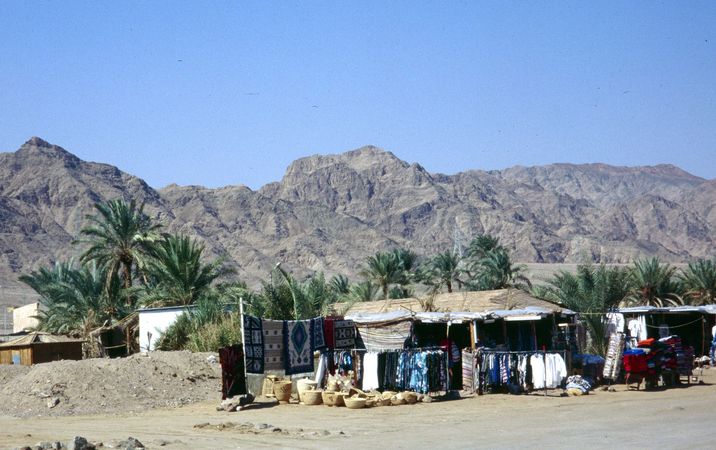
20,198,716,354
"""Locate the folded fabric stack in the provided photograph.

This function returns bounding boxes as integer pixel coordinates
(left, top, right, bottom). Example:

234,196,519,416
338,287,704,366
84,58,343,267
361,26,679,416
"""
622,348,649,374
565,375,592,394
659,335,693,376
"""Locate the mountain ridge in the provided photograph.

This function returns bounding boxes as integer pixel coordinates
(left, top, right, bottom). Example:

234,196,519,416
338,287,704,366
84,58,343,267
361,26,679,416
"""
1,138,715,301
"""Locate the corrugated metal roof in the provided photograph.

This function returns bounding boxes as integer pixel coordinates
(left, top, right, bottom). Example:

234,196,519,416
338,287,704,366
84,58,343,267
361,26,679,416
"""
618,304,716,314
0,332,83,348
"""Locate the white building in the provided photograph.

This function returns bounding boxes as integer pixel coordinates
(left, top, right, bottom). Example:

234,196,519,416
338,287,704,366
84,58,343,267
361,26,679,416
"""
13,302,40,333
138,305,193,351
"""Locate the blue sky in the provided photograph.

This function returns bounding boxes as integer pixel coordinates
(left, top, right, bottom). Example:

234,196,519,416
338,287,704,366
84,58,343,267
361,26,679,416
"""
1,1,714,189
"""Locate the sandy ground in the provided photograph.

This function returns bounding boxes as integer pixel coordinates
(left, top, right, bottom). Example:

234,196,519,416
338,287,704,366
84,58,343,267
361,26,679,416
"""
3,368,716,450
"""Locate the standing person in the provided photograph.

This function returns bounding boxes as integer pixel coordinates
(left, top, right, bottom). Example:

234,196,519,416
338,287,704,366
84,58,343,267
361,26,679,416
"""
440,336,462,389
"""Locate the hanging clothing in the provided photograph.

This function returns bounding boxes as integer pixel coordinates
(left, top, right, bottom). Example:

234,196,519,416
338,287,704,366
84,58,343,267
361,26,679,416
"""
219,345,246,400
462,350,475,392
530,354,546,389
314,353,328,387
603,332,626,380
606,313,625,336
544,353,567,388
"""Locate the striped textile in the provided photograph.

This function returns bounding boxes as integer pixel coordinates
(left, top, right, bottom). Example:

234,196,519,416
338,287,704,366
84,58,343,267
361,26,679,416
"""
262,319,284,371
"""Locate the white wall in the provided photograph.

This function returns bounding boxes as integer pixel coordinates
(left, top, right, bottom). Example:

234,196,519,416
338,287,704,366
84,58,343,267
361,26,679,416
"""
138,307,190,351
13,302,39,333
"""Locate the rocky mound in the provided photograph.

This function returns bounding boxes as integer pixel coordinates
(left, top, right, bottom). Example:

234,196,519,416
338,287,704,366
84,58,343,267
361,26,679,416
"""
0,351,221,418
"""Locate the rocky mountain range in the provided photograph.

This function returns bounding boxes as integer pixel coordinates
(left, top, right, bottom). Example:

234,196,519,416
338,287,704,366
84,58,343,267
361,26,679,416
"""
1,137,715,305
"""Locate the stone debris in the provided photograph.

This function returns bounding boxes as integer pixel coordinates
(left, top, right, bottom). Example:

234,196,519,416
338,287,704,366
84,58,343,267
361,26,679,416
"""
219,393,255,412
192,421,347,438
116,437,145,450
12,436,100,450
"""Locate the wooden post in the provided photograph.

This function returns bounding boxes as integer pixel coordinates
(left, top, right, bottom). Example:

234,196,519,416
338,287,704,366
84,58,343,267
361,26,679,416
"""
702,316,706,358
470,321,476,351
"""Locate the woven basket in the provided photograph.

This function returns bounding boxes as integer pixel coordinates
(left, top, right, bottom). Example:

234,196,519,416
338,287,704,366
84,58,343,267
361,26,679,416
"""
262,376,278,397
403,391,418,404
322,391,337,406
345,397,366,409
302,390,323,405
273,380,293,402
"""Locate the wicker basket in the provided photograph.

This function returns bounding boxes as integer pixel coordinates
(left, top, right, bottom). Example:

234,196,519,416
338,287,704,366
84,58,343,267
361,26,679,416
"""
322,391,337,406
262,375,279,397
273,380,293,403
345,397,367,409
403,391,418,404
302,390,323,405
334,392,346,407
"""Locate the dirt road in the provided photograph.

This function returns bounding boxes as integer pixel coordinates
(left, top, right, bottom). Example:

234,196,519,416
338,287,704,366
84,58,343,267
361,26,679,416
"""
3,370,716,449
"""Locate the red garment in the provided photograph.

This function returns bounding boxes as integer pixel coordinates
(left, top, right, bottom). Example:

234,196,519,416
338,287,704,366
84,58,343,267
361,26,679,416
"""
323,317,337,349
623,354,648,374
637,338,655,347
219,345,246,400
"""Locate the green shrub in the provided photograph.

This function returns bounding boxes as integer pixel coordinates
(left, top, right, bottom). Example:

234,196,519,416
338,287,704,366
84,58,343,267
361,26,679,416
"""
186,313,243,352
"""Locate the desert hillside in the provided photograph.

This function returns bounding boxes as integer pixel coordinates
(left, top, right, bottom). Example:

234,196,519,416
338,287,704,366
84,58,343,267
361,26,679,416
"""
1,137,714,309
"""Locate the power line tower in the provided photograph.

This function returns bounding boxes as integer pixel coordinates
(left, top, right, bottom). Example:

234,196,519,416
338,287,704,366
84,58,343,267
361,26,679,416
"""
452,223,467,257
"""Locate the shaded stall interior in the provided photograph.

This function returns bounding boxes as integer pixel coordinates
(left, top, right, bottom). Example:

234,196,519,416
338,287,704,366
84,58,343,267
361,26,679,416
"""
621,310,714,356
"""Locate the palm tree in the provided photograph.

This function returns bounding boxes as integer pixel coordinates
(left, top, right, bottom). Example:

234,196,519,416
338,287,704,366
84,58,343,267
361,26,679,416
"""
361,251,402,299
18,260,74,300
392,248,418,286
468,248,531,291
20,261,128,334
466,234,503,260
267,267,339,319
141,234,231,307
349,280,380,302
329,274,351,297
77,199,161,295
255,272,296,320
538,264,632,355
424,250,462,293
625,258,682,307
679,259,716,305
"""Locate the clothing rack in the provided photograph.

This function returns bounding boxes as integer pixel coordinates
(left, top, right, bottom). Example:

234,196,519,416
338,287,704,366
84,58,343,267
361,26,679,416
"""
334,347,449,394
343,346,446,353
475,349,568,397
478,350,566,354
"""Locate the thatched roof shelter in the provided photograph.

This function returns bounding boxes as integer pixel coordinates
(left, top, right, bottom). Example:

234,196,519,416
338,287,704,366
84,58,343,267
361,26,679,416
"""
339,289,569,319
